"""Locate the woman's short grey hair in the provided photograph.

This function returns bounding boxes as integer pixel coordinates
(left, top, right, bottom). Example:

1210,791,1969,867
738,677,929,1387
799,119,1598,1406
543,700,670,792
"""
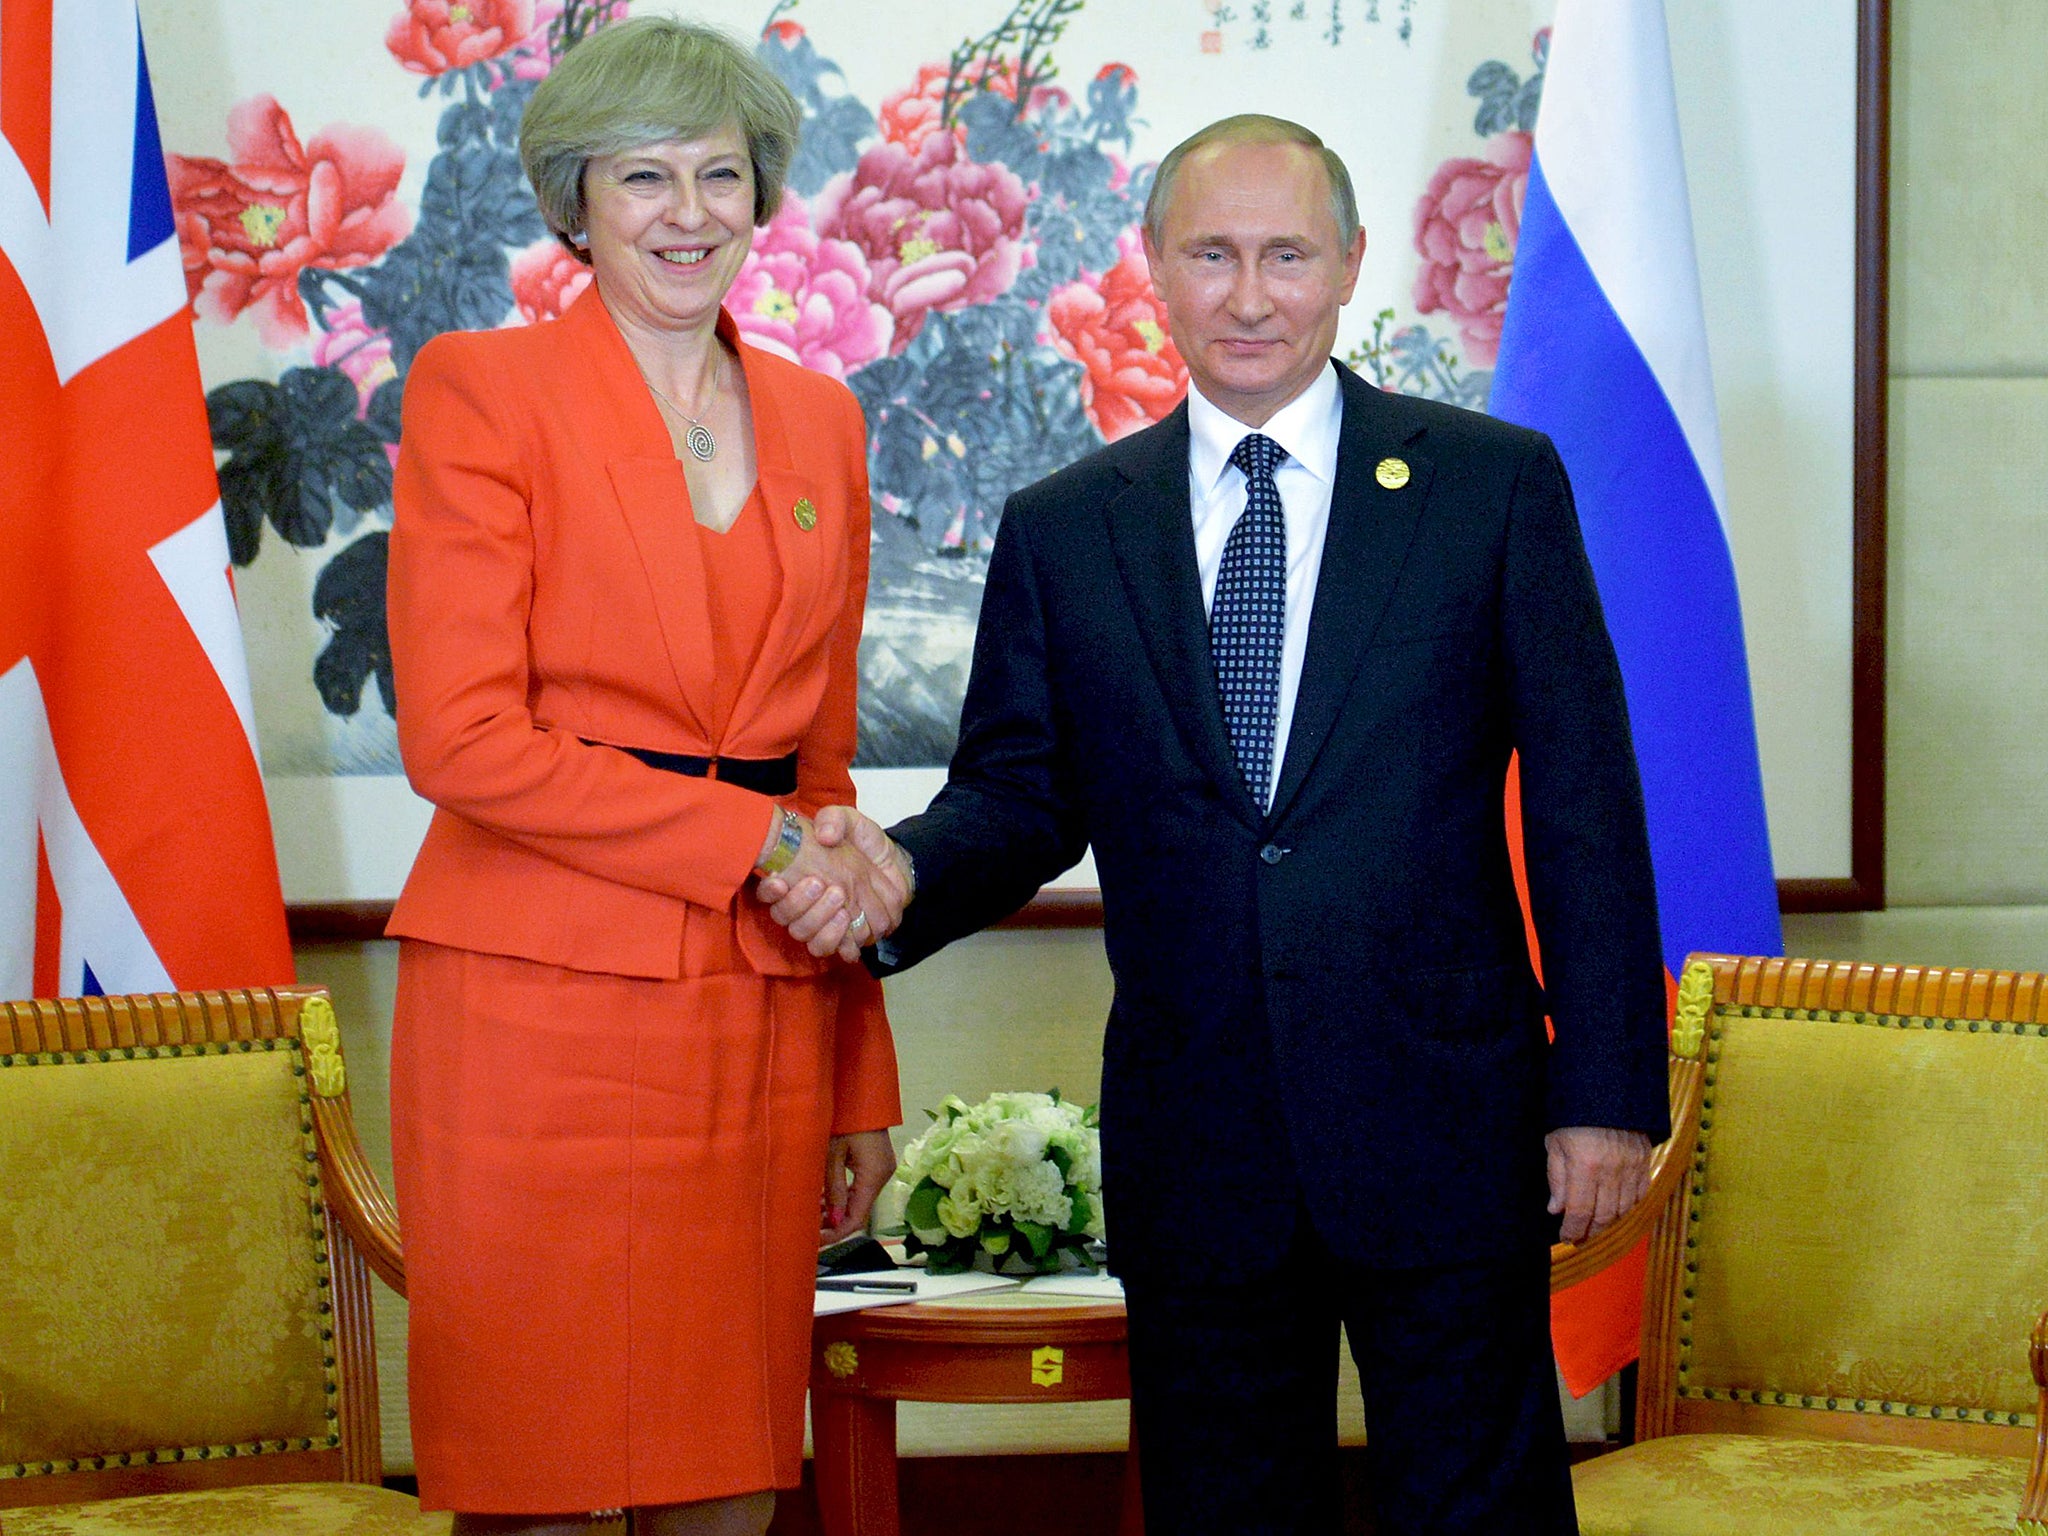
1143,114,1360,249
520,15,802,260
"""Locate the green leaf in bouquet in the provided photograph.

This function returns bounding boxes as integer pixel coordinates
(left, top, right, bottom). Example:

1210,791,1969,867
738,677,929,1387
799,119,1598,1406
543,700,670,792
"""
904,1177,945,1234
924,1242,974,1275
1064,1192,1093,1234
979,1228,1011,1255
1048,1144,1073,1180
1014,1220,1054,1260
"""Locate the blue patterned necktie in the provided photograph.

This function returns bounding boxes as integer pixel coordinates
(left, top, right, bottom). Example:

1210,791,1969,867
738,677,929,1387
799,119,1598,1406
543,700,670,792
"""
1211,432,1288,810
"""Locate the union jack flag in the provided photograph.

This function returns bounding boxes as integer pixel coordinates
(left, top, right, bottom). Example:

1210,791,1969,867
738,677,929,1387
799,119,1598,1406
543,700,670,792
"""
1,0,293,998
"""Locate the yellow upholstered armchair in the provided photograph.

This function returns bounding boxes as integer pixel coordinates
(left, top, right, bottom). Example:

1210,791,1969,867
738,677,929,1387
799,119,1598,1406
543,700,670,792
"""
1568,954,2048,1536
0,986,441,1534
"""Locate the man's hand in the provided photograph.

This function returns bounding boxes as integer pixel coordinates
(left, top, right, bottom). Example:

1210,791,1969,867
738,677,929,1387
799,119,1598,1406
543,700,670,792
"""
808,804,912,889
757,806,912,960
820,1129,898,1243
1545,1125,1652,1244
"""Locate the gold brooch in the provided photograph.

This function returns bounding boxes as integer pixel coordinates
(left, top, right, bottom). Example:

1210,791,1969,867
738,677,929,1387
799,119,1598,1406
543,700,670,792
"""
793,497,818,531
1374,457,1411,490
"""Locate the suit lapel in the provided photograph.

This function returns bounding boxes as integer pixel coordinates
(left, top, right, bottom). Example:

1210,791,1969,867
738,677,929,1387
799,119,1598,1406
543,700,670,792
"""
573,295,834,749
566,308,721,742
723,324,830,736
1105,406,1260,830
557,290,720,741
604,457,716,741
1269,369,1435,822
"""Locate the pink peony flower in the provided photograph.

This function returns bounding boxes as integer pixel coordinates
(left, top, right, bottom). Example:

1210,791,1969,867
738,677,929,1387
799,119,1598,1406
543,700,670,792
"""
880,61,1012,154
505,0,561,79
725,193,891,380
386,0,536,77
1410,130,1531,367
310,302,397,414
876,58,1067,155
814,132,1032,354
507,239,593,324
877,63,955,154
1025,81,1073,116
1047,227,1186,442
503,0,628,81
168,95,411,348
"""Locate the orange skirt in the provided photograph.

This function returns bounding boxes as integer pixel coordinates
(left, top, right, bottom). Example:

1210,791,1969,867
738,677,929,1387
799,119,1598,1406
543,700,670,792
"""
389,934,838,1513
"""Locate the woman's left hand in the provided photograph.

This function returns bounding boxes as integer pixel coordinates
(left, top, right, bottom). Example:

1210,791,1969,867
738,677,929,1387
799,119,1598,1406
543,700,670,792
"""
820,1129,898,1243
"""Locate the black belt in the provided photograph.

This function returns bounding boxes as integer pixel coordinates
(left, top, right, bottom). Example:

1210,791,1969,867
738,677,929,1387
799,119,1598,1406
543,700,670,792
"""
586,740,798,796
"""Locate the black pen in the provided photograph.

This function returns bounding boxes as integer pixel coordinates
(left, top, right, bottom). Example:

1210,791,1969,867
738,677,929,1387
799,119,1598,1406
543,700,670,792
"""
816,1277,918,1294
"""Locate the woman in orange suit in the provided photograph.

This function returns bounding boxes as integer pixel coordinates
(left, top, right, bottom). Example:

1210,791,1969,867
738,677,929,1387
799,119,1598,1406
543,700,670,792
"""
384,18,907,1534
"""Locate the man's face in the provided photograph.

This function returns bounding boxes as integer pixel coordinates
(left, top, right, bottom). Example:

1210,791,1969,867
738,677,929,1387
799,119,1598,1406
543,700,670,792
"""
1143,139,1366,428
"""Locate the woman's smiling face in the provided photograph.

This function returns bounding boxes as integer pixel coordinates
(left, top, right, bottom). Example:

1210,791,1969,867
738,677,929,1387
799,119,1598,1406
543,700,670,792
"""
580,122,756,338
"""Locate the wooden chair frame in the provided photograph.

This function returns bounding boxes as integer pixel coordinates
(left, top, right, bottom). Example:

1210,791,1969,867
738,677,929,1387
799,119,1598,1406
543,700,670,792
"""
0,986,408,1510
1555,954,2048,1530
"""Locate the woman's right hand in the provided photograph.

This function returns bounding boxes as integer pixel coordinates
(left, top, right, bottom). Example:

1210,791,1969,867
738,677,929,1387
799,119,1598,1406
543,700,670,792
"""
759,810,909,961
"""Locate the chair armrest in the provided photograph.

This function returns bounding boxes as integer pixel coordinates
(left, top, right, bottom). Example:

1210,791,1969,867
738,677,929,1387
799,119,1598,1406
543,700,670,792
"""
313,1093,407,1296
2021,1307,2048,1532
1548,1047,1706,1294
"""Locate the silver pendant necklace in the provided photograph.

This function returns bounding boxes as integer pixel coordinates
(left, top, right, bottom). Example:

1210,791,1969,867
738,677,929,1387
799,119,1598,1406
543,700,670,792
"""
642,359,721,462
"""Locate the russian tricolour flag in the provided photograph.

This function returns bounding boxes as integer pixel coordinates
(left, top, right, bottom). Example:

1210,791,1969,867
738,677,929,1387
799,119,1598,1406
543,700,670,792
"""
1,1,293,999
1491,0,1783,1392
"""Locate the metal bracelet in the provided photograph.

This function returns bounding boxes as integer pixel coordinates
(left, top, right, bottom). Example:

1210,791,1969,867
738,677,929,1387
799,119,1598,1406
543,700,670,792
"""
755,806,803,877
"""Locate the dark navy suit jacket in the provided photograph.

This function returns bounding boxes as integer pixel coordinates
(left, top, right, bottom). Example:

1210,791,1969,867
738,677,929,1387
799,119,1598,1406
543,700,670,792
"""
874,361,1670,1282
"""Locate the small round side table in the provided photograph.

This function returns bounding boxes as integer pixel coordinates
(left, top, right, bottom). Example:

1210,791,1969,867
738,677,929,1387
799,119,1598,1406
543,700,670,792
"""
809,1291,1143,1536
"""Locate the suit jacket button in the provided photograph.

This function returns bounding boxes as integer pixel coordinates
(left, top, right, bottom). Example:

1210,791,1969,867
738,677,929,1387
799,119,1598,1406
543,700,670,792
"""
1259,844,1285,865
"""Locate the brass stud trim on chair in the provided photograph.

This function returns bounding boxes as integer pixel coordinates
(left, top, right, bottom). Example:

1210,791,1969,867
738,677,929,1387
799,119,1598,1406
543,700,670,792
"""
1,1433,344,1482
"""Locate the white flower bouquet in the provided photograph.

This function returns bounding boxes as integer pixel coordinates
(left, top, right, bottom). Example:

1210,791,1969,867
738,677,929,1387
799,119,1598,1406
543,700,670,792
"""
871,1090,1106,1275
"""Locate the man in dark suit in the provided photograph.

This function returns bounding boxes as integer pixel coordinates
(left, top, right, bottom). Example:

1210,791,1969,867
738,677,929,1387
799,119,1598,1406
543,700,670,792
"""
766,114,1670,1535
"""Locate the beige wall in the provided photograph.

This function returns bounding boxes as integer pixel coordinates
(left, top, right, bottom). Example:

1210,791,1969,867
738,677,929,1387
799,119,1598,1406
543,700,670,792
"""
299,0,2043,1472
1783,0,2048,972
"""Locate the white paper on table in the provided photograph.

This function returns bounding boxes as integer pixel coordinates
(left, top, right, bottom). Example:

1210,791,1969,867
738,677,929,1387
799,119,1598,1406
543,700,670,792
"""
812,1270,1021,1316
1015,1271,1126,1301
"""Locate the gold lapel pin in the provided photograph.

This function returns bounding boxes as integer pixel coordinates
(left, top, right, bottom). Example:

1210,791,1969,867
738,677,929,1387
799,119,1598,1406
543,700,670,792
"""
793,496,818,531
1375,456,1411,490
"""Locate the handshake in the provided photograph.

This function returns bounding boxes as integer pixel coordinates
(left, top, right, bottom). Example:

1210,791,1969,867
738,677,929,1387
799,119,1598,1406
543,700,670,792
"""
754,806,914,963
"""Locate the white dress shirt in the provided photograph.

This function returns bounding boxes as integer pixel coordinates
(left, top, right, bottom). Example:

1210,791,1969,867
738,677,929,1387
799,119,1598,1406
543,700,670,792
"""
1186,364,1343,810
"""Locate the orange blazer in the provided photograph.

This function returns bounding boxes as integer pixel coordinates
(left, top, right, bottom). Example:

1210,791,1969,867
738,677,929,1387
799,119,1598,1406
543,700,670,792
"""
385,286,896,1132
